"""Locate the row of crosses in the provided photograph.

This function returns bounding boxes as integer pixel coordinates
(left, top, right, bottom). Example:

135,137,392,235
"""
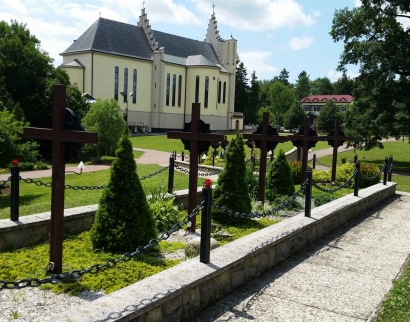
168,107,352,233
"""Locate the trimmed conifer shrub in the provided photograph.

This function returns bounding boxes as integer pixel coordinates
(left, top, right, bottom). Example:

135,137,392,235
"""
213,135,252,223
90,128,157,252
265,149,295,202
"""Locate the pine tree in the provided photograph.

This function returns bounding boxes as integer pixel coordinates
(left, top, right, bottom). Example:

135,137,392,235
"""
213,135,251,223
90,128,157,252
265,149,295,202
245,71,260,124
235,55,249,114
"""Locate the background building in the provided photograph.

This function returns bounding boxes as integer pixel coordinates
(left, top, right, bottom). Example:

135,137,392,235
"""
60,8,237,133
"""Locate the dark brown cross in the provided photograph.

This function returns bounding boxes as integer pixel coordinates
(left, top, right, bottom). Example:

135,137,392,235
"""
326,121,353,182
23,85,98,274
167,103,225,232
243,113,288,201
289,118,328,184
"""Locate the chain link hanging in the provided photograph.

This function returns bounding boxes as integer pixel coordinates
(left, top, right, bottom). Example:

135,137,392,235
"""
312,168,358,193
0,201,204,290
140,164,170,180
359,164,385,181
213,179,309,219
0,176,12,186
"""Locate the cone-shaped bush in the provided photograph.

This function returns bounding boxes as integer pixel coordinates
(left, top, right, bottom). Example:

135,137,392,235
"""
265,149,295,202
90,128,157,252
213,135,251,223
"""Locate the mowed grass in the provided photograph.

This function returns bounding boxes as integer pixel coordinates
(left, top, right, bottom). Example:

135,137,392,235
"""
0,164,200,219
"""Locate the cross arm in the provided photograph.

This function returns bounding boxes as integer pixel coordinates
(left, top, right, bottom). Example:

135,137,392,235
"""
23,127,98,144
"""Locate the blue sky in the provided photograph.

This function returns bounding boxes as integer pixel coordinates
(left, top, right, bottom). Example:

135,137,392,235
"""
0,0,362,83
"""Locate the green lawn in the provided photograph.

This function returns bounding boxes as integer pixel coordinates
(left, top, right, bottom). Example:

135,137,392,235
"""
0,164,199,219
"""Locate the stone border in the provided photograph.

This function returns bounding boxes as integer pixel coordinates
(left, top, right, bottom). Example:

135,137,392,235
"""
43,182,396,322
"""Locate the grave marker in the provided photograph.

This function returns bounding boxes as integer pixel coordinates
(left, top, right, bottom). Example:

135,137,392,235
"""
23,85,98,274
167,103,225,231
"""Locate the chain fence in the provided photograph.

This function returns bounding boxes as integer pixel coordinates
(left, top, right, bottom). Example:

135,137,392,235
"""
315,159,330,167
0,176,11,186
140,164,170,180
212,179,309,219
359,164,386,181
312,168,358,193
175,165,220,177
0,201,204,290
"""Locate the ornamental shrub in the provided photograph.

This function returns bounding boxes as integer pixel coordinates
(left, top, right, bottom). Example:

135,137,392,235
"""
314,194,337,207
265,149,295,203
90,128,157,252
335,163,355,186
213,135,252,224
312,169,331,183
289,161,302,184
360,163,382,188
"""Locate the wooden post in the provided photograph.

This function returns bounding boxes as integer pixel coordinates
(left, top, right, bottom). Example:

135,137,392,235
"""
23,85,98,274
167,103,225,232
243,113,288,201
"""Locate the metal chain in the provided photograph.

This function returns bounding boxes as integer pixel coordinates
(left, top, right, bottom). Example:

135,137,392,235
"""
315,159,330,167
388,162,393,174
175,165,190,174
312,168,358,193
359,164,385,181
0,202,204,290
213,179,309,219
20,177,52,187
140,164,170,180
0,176,12,186
64,184,106,190
175,165,219,176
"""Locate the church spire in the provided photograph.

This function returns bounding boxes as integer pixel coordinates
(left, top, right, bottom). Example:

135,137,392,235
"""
204,7,223,53
138,5,158,50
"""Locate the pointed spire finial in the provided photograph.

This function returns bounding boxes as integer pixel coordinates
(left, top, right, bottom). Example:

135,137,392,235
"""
143,1,145,9
99,11,101,18
212,3,216,14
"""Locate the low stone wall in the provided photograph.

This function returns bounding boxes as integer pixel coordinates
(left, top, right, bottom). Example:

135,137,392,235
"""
42,182,396,322
0,188,203,252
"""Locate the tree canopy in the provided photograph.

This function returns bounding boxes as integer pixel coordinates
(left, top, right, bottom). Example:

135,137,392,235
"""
331,0,410,147
316,99,343,132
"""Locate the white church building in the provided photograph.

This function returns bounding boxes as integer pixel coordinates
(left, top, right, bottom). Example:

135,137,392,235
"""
59,7,238,133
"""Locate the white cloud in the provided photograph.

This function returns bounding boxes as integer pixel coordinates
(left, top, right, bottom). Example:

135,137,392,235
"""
0,0,29,15
239,51,279,81
286,35,314,50
354,0,361,7
193,0,318,31
327,69,360,82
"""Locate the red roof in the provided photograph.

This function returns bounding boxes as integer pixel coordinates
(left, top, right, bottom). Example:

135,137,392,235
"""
300,95,354,103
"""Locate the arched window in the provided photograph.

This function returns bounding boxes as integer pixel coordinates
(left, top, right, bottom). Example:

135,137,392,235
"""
204,76,209,108
223,82,226,104
166,73,170,106
178,75,182,107
132,69,137,104
172,74,176,106
123,68,128,102
195,76,200,103
114,66,119,101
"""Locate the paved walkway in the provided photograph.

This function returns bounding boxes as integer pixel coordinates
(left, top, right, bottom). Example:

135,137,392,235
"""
192,191,410,322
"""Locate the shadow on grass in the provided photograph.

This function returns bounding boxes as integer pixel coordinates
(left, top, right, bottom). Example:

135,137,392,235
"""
361,159,410,176
0,193,48,212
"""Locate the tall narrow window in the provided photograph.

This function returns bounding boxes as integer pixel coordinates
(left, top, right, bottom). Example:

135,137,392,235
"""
114,66,119,101
123,68,128,102
166,73,170,106
172,74,176,106
132,69,137,103
218,81,222,103
195,76,200,103
223,82,226,104
178,75,182,107
204,76,209,108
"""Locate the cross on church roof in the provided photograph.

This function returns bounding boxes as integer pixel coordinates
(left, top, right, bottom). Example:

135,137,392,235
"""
23,85,98,274
212,3,215,13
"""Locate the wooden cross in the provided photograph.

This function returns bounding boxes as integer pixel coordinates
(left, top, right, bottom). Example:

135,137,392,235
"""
326,121,353,182
167,103,225,232
289,118,328,184
23,85,98,274
243,113,288,201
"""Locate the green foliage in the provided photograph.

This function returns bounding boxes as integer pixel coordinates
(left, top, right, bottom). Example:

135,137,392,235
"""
213,135,252,223
314,194,337,207
316,99,343,132
271,194,301,211
269,81,296,125
331,2,410,148
90,129,157,252
310,77,333,95
147,187,182,232
312,169,331,183
0,109,39,168
294,71,311,100
265,149,295,202
235,55,249,114
360,163,382,188
335,163,355,186
289,161,303,184
283,100,306,130
82,98,125,156
18,162,49,172
66,85,90,119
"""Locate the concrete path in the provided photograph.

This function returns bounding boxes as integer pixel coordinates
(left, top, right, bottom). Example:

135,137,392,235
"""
192,191,410,322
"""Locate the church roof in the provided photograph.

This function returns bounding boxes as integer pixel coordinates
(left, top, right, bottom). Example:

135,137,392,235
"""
61,18,221,65
300,95,354,103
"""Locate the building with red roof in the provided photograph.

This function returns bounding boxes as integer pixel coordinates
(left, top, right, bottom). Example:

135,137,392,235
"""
300,95,354,126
